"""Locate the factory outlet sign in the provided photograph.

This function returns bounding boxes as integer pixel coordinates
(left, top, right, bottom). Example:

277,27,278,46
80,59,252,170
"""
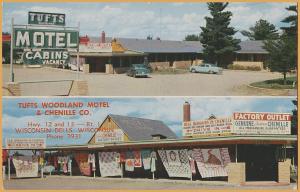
28,11,65,26
13,11,78,66
182,117,232,137
183,112,291,137
6,138,46,149
232,112,291,135
95,128,124,143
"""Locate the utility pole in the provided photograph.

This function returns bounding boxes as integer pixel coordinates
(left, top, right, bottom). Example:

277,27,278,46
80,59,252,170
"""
10,18,14,82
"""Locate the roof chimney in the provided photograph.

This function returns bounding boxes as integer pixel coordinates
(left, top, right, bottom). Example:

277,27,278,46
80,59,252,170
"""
101,31,105,43
183,101,191,122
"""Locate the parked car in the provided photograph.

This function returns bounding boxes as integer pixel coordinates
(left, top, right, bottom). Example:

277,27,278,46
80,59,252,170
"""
69,64,83,71
127,64,150,78
190,63,222,74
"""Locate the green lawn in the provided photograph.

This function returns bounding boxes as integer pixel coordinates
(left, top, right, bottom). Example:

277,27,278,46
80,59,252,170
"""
250,76,297,89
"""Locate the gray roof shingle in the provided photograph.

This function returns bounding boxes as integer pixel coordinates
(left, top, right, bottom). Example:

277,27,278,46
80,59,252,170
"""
88,37,268,54
109,114,177,141
235,40,269,54
90,37,203,53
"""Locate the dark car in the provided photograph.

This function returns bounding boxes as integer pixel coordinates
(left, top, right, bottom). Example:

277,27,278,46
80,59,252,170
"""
127,64,150,78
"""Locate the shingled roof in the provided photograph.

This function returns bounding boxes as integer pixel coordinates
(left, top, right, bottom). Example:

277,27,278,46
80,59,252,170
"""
235,40,269,54
90,36,203,53
108,114,177,141
88,36,268,54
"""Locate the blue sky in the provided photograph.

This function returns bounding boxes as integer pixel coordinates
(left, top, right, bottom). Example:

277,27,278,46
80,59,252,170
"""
2,2,296,40
2,97,296,147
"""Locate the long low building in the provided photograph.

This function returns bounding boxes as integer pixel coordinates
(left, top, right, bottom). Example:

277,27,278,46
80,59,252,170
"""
2,32,269,73
69,31,269,73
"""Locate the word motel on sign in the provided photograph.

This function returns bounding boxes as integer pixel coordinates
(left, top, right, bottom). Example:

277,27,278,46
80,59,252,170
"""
15,31,78,48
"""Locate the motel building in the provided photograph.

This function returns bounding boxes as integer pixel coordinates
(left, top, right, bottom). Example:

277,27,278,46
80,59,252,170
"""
3,31,268,73
3,102,297,187
70,32,269,73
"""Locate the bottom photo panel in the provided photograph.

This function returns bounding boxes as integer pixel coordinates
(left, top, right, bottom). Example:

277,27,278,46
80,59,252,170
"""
2,96,297,190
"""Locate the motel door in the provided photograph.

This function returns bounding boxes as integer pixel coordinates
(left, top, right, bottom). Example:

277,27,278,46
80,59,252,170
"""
239,145,278,181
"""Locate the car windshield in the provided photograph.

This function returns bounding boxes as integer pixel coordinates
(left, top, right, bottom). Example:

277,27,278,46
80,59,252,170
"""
204,63,217,67
133,64,147,69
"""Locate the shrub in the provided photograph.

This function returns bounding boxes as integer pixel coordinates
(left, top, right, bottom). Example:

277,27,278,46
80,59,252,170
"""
227,64,261,71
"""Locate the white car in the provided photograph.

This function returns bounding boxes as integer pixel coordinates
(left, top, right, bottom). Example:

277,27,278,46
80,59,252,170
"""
190,63,222,74
69,64,83,71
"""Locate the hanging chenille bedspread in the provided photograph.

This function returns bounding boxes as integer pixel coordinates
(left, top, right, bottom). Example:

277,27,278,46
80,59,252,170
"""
12,156,39,178
98,152,122,177
193,148,231,178
158,149,191,178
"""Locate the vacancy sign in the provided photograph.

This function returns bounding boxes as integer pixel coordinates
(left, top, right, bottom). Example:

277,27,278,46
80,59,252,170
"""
6,138,46,149
232,112,291,135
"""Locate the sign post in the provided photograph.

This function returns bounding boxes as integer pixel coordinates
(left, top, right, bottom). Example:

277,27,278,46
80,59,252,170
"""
10,18,14,82
77,22,80,80
8,152,10,180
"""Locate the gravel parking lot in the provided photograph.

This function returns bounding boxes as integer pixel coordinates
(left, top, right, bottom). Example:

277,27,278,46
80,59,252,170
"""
3,176,296,190
2,65,295,96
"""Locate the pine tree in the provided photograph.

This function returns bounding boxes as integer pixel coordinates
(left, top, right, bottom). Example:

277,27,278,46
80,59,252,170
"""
241,19,279,40
264,5,297,84
184,34,200,41
200,2,240,67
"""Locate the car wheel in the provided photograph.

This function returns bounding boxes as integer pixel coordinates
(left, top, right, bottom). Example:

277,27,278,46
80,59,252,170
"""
209,70,213,74
191,69,196,73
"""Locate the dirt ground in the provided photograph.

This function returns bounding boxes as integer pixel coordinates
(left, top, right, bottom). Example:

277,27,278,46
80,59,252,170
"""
3,176,297,190
2,65,296,96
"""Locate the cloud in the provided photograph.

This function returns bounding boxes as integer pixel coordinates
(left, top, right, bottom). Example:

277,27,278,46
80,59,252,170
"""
3,2,294,41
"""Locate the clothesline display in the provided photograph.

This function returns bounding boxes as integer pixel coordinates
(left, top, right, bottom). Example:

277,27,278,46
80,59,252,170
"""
193,148,231,178
124,150,157,172
12,155,39,178
158,149,191,178
44,154,73,174
88,153,96,172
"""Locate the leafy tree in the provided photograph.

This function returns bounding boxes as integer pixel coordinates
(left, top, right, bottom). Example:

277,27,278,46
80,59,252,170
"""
264,5,297,84
146,35,153,40
241,19,279,40
2,32,11,63
184,34,200,41
264,34,296,84
200,3,240,67
2,42,10,63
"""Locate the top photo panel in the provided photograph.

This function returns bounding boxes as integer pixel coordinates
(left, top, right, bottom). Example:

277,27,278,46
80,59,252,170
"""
2,2,297,96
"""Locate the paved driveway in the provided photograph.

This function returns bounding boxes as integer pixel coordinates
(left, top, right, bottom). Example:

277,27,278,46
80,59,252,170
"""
2,65,295,96
3,176,296,190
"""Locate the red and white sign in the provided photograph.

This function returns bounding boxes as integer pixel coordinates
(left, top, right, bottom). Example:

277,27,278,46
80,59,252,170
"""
95,128,124,143
183,117,232,137
79,43,112,53
232,112,291,134
6,138,46,149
